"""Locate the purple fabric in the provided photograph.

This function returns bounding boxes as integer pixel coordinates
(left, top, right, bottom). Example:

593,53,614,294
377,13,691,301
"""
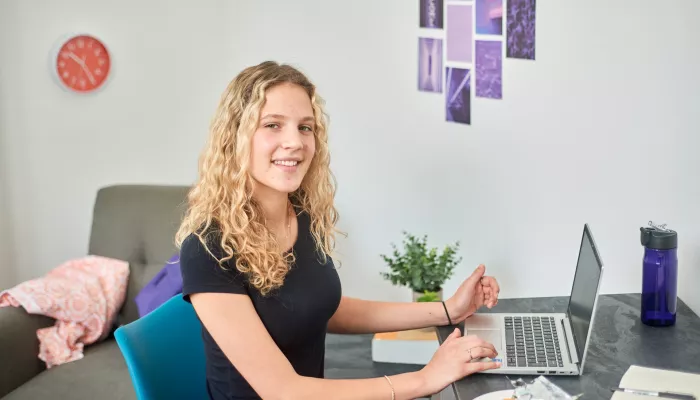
134,254,182,318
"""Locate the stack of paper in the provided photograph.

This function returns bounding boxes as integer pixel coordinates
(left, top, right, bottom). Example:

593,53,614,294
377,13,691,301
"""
612,365,700,399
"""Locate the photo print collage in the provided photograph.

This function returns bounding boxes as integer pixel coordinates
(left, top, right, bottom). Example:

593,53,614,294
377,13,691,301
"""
418,0,536,125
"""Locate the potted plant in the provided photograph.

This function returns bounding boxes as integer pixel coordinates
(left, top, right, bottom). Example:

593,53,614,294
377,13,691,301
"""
380,231,462,302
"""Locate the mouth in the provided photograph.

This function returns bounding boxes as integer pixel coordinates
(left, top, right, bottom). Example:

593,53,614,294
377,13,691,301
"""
272,159,301,167
271,158,303,172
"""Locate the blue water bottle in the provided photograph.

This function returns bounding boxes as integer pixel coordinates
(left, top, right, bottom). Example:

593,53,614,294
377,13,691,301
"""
640,222,678,327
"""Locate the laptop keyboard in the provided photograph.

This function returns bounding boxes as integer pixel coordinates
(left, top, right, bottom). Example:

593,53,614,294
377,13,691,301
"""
505,316,564,368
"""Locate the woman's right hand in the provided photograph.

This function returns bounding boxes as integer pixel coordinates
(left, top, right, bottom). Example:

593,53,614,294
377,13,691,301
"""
419,327,502,395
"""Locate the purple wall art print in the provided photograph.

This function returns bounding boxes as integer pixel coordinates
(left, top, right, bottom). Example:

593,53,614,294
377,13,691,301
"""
420,0,444,29
445,67,471,125
506,0,536,60
476,0,503,36
418,38,443,93
446,4,473,63
475,40,502,99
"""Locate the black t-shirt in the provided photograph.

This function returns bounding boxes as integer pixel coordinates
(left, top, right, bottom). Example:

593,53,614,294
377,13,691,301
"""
180,209,342,400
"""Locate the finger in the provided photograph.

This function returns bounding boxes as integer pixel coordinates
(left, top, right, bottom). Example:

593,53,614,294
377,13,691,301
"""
466,264,486,287
466,338,497,353
490,277,501,296
481,279,495,296
445,327,461,343
482,276,500,299
475,285,485,306
482,290,495,308
458,336,497,354
481,283,498,308
467,346,498,360
492,282,501,307
464,360,502,375
480,275,494,287
476,284,484,295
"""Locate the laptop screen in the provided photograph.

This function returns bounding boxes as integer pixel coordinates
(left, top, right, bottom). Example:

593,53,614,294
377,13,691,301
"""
566,225,604,363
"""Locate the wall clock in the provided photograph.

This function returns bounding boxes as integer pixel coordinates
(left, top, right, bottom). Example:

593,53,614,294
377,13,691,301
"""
51,34,111,93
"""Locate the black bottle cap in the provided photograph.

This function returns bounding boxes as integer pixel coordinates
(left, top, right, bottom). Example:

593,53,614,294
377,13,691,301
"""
640,226,678,250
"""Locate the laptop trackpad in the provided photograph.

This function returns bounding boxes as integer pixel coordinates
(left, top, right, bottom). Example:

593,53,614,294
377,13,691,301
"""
464,328,503,359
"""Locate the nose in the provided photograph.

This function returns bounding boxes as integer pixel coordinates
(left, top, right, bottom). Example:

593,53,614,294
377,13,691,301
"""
280,125,304,150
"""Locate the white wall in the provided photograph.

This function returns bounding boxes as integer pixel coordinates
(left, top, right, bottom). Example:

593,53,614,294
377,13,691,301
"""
1,0,699,315
0,127,15,290
0,0,235,285
0,1,17,290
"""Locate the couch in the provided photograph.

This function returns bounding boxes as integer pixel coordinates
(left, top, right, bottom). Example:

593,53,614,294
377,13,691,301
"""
0,184,191,400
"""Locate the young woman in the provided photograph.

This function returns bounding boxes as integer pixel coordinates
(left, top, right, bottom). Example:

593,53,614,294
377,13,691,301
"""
175,61,502,400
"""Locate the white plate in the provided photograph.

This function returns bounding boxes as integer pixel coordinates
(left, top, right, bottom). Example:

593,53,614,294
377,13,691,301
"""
473,389,516,400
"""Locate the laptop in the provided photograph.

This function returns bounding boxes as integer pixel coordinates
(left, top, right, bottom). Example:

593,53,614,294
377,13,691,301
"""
465,223,604,376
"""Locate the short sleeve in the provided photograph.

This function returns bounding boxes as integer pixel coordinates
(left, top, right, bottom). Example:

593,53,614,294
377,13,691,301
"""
180,232,248,302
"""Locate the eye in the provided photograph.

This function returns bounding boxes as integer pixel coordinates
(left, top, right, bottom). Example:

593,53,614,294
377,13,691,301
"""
299,125,314,133
265,123,280,129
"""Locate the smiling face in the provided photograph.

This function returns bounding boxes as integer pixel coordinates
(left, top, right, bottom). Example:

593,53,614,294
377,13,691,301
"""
249,82,317,198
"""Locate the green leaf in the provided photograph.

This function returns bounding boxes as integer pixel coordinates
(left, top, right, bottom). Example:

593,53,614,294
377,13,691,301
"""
379,232,462,293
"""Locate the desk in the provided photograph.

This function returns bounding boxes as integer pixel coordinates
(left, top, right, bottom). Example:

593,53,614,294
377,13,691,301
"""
435,294,700,399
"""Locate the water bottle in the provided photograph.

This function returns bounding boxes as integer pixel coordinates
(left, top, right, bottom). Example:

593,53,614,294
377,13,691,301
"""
640,222,678,327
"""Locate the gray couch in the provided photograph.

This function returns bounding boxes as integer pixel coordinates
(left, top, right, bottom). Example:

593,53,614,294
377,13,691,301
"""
0,184,191,400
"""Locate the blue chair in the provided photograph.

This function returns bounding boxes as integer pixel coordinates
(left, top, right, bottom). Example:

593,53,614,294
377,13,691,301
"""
115,294,208,400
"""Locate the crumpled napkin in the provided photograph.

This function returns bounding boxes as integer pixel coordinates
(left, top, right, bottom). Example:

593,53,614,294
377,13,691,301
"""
508,376,583,400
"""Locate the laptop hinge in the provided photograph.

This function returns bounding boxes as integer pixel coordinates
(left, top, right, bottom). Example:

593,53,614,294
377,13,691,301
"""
561,316,580,365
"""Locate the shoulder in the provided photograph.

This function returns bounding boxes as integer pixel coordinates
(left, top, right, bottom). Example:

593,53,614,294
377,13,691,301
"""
180,228,224,263
179,228,248,300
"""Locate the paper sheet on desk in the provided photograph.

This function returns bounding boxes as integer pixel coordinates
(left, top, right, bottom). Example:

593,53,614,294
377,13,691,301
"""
612,365,700,399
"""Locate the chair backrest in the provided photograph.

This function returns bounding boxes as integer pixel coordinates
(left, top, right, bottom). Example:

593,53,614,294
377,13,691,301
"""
114,294,207,400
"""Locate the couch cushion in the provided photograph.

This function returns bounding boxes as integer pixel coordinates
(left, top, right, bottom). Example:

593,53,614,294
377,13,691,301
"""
3,339,135,400
119,263,168,325
0,306,54,398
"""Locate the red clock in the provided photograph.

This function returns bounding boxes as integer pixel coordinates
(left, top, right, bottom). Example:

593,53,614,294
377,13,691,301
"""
53,34,111,93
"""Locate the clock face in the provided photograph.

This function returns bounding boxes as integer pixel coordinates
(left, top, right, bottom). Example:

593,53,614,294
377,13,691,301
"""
54,34,111,93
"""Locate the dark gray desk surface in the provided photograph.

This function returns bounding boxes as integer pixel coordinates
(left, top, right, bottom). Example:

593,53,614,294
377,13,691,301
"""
435,293,700,399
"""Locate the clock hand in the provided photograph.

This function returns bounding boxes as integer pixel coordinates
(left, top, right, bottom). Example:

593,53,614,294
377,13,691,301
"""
65,51,85,66
80,64,97,85
65,51,97,85
78,54,97,85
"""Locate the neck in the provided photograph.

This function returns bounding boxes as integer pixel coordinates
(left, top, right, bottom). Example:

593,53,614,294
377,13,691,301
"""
255,190,290,226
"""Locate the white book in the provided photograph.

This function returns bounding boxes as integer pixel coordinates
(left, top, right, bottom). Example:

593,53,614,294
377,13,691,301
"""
371,328,439,365
612,365,700,399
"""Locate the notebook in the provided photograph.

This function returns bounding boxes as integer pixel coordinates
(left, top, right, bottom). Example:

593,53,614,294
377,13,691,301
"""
612,365,700,399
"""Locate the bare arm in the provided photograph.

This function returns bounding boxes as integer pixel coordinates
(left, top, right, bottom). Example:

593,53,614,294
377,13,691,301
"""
190,292,432,400
328,296,451,334
329,265,503,334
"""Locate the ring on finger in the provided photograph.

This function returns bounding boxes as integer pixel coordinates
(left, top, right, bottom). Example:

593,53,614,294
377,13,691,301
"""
467,348,473,360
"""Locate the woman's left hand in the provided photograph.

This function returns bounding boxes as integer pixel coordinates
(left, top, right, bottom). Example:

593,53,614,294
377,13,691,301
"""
444,264,500,324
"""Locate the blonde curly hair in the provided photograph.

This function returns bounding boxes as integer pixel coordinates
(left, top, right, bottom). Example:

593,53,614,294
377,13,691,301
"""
175,61,340,296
